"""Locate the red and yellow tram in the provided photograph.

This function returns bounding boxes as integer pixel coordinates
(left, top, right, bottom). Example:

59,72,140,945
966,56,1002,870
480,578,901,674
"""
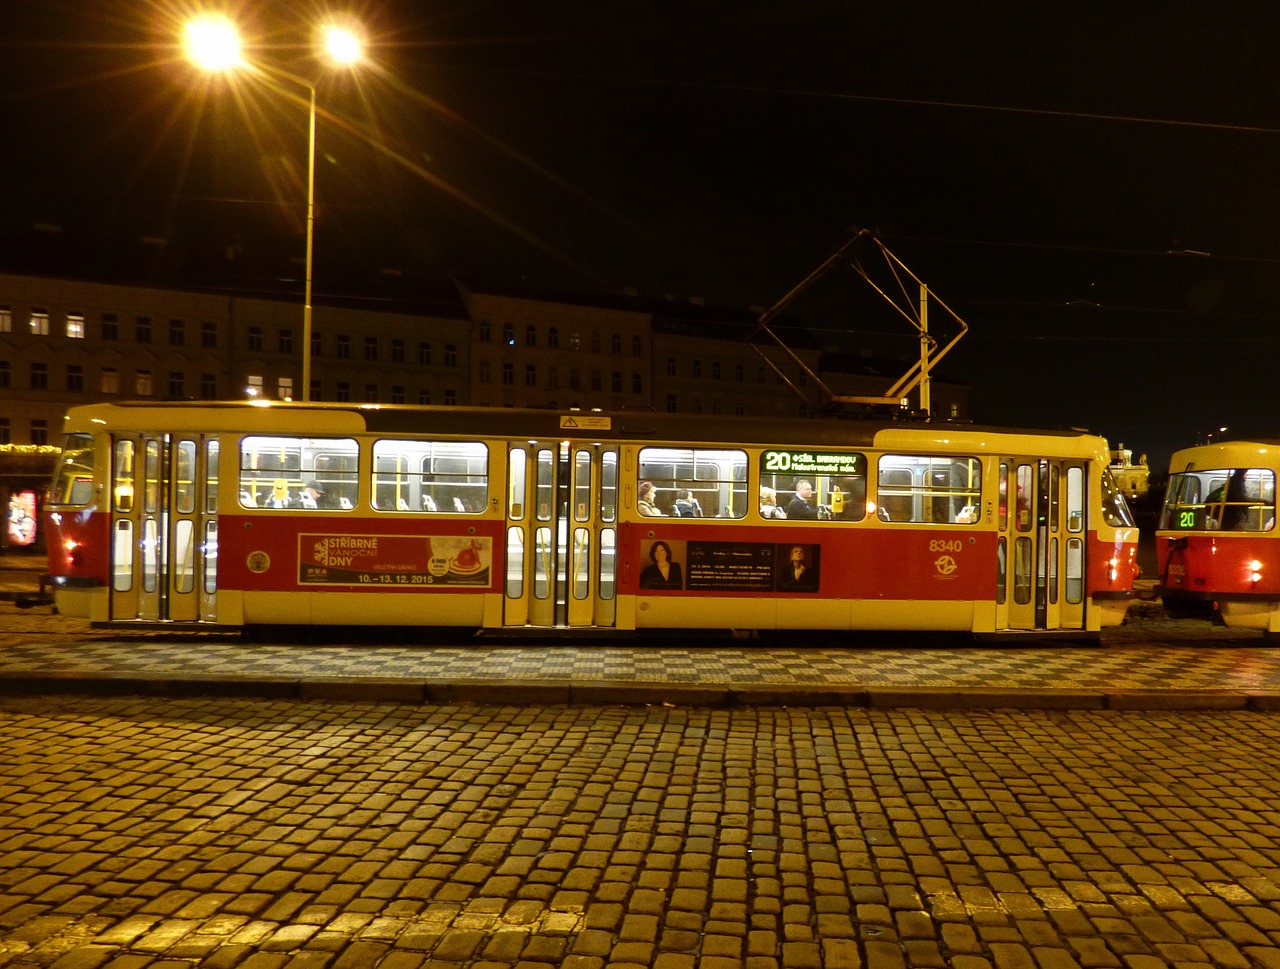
44,401,1138,637
1158,440,1280,630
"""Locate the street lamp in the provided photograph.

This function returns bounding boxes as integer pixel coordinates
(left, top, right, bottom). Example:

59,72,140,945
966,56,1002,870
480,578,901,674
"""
184,14,363,402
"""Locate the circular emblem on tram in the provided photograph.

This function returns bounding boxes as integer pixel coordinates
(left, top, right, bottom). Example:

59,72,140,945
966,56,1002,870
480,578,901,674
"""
934,555,958,576
247,550,271,574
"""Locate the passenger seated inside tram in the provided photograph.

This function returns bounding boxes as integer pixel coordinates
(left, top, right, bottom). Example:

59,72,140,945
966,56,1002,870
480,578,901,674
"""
760,486,786,519
637,481,664,516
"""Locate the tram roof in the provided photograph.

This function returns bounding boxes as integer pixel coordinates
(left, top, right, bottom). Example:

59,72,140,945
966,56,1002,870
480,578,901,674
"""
63,400,1112,457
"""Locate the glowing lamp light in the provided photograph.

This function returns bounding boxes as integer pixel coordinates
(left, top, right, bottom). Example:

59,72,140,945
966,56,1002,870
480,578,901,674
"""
184,14,243,72
322,25,363,65
1250,560,1263,584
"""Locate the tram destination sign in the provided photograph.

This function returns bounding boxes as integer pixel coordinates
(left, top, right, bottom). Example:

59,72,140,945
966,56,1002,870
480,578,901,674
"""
762,449,864,476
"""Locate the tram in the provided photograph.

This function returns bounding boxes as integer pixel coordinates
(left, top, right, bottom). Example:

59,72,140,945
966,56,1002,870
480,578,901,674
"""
43,401,1138,637
1157,440,1280,630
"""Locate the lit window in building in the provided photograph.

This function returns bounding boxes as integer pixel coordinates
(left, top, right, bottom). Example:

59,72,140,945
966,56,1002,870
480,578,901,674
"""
569,331,581,351
0,306,10,332
246,374,264,397
30,310,49,336
136,369,153,396
278,377,293,400
101,368,118,394
67,313,86,339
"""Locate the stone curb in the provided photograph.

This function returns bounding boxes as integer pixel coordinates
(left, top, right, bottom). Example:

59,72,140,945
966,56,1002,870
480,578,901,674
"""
0,673,1275,712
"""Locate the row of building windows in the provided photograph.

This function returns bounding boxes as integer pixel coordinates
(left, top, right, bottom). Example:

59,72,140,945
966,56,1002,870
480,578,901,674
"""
476,321,645,357
0,418,48,445
476,363,646,394
666,358,797,384
0,307,468,366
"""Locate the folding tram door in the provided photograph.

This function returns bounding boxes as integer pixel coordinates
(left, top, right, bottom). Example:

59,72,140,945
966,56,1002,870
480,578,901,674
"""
108,433,220,623
996,456,1088,631
504,441,618,628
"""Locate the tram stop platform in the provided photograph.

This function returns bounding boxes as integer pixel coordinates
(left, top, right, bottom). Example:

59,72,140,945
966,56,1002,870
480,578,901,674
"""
5,554,1280,711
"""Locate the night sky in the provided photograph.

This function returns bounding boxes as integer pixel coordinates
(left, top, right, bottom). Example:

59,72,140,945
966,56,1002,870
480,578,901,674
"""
2,2,1279,473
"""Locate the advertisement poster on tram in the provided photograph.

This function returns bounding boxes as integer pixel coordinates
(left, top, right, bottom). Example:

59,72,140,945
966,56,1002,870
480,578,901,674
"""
297,534,491,587
639,539,820,593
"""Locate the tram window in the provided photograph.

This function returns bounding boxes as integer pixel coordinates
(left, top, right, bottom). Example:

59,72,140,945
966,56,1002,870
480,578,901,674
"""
1099,468,1134,528
175,440,197,515
1066,467,1085,533
876,455,981,524
1015,464,1033,531
372,439,487,513
760,449,866,522
52,433,95,506
1162,468,1274,532
114,440,135,513
637,447,748,519
240,436,359,510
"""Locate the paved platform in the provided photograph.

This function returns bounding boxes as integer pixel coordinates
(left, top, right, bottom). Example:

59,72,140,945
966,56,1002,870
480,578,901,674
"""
3,570,1280,710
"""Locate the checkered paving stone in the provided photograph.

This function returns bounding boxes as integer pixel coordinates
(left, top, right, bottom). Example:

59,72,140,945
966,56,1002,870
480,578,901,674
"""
3,606,1280,692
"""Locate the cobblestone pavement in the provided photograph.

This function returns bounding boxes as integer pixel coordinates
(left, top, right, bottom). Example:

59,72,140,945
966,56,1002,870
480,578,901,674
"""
3,695,1280,968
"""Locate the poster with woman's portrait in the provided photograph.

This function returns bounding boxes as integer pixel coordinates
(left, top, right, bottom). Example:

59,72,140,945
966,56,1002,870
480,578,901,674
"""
640,539,684,590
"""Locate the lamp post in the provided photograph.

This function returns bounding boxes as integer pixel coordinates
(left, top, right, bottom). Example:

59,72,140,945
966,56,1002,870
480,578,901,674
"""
184,15,363,402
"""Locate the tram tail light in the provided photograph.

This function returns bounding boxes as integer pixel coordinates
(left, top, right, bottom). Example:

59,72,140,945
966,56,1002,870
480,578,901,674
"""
1107,556,1119,582
63,538,82,567
1250,560,1263,584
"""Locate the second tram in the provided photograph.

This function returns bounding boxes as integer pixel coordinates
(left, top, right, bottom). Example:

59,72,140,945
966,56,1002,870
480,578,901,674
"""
45,402,1139,637
1158,439,1280,630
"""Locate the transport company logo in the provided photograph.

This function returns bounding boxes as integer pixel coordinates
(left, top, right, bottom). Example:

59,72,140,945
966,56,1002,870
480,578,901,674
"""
934,555,958,576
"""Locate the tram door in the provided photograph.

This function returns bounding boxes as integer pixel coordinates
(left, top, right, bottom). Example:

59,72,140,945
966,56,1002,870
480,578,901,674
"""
996,457,1088,631
504,441,618,628
108,434,219,623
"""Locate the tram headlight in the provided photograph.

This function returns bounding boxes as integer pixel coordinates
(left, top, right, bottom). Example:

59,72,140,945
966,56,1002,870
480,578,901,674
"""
1249,560,1263,584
